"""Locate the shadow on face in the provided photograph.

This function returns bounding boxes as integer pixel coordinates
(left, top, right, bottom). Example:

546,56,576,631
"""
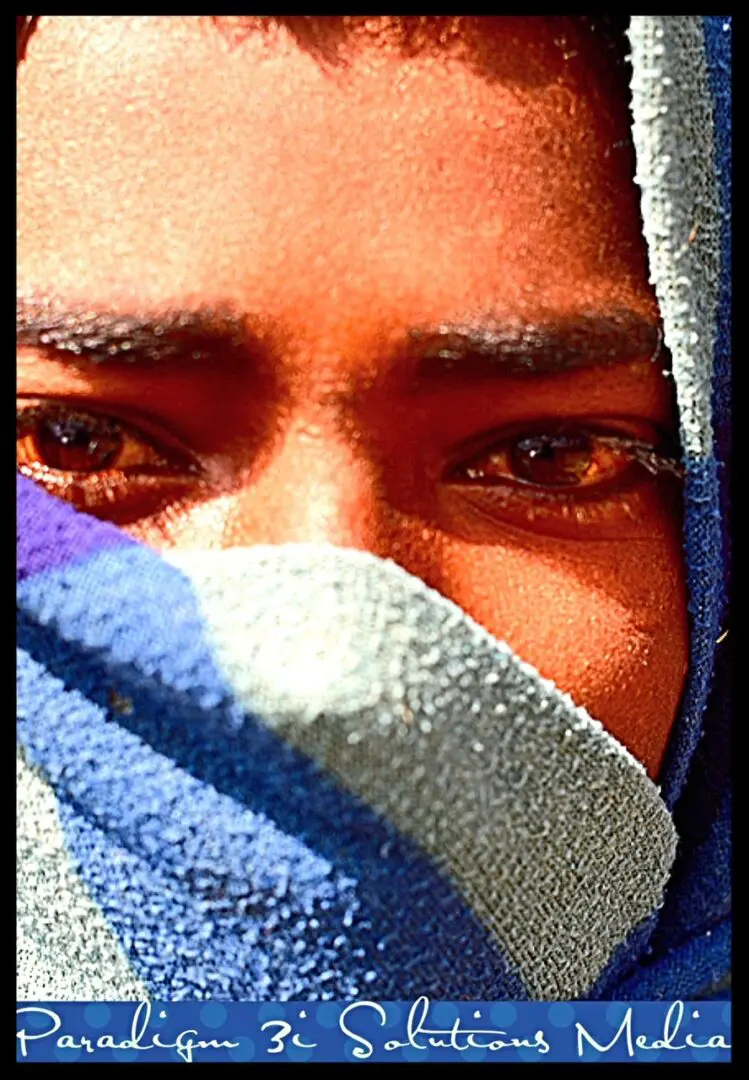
17,15,688,777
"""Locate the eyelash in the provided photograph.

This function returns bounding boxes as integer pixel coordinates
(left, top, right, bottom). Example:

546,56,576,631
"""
16,399,682,535
16,401,202,523
445,423,681,490
438,420,682,540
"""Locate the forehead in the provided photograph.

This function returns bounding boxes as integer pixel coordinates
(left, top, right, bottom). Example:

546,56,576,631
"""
17,16,653,330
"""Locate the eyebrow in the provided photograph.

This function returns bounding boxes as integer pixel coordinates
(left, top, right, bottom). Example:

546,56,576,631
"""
16,298,662,379
411,310,662,379
16,299,250,367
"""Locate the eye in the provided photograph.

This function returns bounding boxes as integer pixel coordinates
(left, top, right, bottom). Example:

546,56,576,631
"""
16,400,200,522
442,422,683,541
17,403,183,475
455,429,633,491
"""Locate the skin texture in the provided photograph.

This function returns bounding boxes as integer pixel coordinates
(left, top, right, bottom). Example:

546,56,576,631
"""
17,16,689,777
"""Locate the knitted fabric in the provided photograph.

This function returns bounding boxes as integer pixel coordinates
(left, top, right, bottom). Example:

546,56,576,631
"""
16,15,731,1001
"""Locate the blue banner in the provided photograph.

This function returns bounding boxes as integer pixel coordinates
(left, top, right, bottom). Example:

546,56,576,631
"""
16,998,731,1063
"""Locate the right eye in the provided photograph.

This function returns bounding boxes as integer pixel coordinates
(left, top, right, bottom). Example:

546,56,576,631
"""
17,400,200,522
18,404,164,473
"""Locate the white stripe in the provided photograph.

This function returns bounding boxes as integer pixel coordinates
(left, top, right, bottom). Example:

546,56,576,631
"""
628,16,719,461
17,741,149,1002
168,545,677,1000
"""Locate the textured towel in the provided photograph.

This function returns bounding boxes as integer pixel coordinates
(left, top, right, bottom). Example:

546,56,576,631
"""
17,15,731,1002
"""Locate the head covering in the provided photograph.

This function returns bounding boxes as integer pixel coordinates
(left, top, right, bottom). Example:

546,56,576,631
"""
607,14,732,999
17,15,731,1001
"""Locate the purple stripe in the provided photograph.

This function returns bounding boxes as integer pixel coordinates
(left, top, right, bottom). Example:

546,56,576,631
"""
16,475,135,582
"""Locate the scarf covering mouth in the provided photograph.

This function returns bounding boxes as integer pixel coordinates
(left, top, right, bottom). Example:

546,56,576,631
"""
17,15,731,1002
17,498,677,1002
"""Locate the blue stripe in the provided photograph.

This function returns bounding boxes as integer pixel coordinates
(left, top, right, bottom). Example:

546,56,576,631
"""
659,456,724,809
659,19,731,810
702,15,732,599
702,13,732,467
611,917,731,1001
617,19,732,1000
17,547,527,1001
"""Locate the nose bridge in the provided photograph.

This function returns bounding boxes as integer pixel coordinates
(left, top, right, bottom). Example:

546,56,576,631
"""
224,418,387,552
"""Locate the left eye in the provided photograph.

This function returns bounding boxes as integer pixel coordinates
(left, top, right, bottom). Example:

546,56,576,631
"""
17,403,180,475
450,429,639,491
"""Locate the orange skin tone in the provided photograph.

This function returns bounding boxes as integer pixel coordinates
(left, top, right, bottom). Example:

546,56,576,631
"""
17,17,688,777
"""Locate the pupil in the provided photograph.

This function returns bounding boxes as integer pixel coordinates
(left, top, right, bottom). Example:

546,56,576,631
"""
511,432,592,486
38,413,122,472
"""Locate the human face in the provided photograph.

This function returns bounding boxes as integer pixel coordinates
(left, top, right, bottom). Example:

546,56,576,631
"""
17,16,688,777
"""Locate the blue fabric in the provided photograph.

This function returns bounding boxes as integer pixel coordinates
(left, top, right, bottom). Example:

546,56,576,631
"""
16,15,732,1002
659,15,732,810
19,640,525,1000
607,15,732,1000
17,533,526,1001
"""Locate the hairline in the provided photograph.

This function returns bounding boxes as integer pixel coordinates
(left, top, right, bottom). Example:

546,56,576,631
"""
17,16,632,80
